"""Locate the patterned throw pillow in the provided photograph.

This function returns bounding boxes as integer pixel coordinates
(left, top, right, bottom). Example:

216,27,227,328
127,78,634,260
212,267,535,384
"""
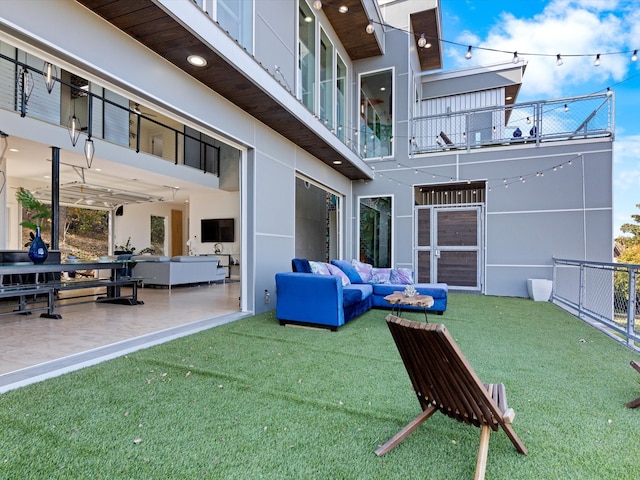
326,263,351,286
390,267,414,285
352,259,373,283
309,261,331,276
370,267,392,284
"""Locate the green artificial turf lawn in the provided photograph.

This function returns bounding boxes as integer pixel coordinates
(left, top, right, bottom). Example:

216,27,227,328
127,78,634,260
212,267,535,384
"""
1,293,640,479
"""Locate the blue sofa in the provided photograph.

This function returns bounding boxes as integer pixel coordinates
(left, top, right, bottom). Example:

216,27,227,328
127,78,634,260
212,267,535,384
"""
275,259,448,330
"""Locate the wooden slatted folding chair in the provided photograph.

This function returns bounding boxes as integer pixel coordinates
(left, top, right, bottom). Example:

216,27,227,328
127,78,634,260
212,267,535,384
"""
377,315,527,480
626,360,640,409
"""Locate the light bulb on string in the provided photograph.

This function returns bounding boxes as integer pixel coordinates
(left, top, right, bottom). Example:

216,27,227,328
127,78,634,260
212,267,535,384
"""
418,34,427,48
366,20,374,34
556,54,563,66
594,54,601,67
632,50,638,62
465,46,472,59
512,51,519,64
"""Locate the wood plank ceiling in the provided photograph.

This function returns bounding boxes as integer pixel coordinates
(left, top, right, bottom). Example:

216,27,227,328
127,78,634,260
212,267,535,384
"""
75,0,377,180
410,9,443,72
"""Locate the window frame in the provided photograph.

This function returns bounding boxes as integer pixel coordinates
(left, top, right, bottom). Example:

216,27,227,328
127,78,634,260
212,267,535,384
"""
358,67,395,159
357,194,394,268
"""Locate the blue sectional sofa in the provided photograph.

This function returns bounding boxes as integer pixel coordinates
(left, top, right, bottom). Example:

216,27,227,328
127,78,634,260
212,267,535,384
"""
275,259,448,330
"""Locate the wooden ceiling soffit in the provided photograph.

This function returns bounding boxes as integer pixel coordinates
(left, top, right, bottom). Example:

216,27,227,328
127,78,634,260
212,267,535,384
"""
410,9,442,72
321,0,383,60
74,0,370,180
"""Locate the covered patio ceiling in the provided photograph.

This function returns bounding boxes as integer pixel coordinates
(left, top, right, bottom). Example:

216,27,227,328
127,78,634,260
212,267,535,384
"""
32,181,166,209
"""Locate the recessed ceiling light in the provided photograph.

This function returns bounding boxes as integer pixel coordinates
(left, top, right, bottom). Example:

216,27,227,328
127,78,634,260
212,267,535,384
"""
187,55,207,67
9,148,18,152
339,5,348,13
304,16,312,23
333,160,342,165
506,96,513,100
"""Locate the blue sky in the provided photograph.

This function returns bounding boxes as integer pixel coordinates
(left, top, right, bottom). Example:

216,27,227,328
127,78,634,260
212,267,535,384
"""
439,0,640,237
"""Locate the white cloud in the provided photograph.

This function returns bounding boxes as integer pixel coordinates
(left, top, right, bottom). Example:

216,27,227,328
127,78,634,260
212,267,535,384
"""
449,0,633,99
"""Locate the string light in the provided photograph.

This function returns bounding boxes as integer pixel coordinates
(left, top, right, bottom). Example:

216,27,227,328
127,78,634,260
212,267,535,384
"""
418,34,427,48
354,12,636,65
312,0,322,10
594,53,601,66
372,154,579,192
366,19,374,34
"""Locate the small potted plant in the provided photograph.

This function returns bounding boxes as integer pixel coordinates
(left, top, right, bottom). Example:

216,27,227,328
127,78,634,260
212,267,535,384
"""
15,187,51,263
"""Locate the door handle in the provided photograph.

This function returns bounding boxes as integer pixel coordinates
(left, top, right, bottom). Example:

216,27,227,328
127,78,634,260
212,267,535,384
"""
435,249,440,258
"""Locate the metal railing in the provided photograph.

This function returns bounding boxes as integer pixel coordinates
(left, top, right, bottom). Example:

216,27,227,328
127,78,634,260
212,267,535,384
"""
552,257,639,351
412,93,614,154
0,51,221,176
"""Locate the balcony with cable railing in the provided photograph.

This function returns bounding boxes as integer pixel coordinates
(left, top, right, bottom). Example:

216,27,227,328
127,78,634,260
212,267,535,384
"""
410,92,613,155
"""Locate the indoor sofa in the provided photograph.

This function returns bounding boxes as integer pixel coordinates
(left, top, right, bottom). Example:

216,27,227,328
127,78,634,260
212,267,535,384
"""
132,255,227,289
275,258,448,330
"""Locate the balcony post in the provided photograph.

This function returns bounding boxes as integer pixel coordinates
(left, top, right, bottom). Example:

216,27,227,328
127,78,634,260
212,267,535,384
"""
50,146,60,250
627,268,637,347
535,103,542,146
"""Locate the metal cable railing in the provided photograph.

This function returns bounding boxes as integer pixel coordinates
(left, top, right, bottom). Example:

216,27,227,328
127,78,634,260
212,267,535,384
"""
552,257,639,351
412,93,613,154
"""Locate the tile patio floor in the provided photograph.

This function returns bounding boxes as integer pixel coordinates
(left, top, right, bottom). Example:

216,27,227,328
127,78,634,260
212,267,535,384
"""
0,281,244,392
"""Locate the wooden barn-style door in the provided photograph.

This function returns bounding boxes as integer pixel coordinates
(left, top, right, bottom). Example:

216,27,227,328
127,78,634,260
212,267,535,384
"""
415,205,483,291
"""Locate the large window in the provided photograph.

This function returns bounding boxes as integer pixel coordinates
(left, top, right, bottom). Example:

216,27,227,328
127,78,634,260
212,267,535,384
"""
359,69,393,159
336,55,347,141
298,2,315,111
150,215,166,255
215,0,253,52
358,196,392,267
295,177,341,261
319,29,333,128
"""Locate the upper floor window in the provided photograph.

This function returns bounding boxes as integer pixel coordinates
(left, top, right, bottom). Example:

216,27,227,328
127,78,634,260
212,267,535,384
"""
336,55,347,142
298,2,316,112
214,0,254,52
360,69,393,159
319,29,333,128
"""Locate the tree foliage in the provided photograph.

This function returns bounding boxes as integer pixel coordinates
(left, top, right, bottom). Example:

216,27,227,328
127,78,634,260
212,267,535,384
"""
616,203,640,248
64,207,108,239
15,187,51,231
614,205,640,312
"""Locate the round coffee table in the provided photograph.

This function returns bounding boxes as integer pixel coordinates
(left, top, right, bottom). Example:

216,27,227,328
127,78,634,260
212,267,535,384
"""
384,292,434,321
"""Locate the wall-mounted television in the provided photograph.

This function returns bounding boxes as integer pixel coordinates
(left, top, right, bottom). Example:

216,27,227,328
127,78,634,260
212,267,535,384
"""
201,218,235,243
